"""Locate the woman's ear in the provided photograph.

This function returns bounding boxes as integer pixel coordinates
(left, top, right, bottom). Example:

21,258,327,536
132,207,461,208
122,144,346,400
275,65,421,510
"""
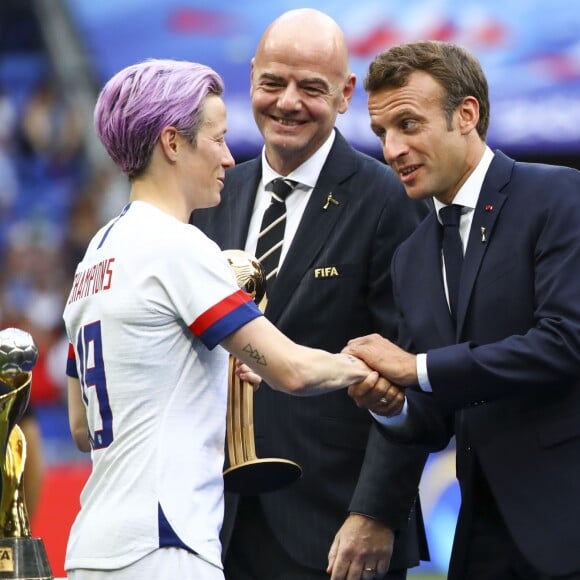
158,126,180,160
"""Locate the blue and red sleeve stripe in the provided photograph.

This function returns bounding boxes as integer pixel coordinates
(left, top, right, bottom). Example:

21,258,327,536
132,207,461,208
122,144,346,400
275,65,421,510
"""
190,289,262,350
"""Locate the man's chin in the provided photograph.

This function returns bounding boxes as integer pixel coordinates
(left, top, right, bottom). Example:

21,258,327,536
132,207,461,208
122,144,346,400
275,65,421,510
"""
267,135,309,158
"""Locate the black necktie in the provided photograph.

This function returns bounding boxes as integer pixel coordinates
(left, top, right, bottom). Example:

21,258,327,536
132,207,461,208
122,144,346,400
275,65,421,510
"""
256,178,297,281
439,204,464,320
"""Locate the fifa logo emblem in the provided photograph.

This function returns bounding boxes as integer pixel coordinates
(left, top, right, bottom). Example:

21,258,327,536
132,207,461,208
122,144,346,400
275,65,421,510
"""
314,266,339,278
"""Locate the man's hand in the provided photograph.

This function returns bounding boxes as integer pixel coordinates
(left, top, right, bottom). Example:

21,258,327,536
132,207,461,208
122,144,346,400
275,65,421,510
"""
348,375,405,416
344,334,418,387
327,513,395,579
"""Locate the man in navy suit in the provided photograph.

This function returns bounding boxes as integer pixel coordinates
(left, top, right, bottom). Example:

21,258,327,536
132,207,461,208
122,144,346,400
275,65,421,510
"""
347,40,580,579
192,9,430,580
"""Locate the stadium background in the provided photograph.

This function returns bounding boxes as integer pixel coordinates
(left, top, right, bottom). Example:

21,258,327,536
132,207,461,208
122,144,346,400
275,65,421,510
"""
0,1,578,577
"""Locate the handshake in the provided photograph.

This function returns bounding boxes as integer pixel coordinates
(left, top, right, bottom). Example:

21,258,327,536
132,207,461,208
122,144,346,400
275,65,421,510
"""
233,331,419,414
342,334,419,417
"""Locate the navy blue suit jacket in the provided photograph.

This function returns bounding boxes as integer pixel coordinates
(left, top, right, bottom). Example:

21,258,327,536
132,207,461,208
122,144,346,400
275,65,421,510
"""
386,150,580,577
192,130,430,571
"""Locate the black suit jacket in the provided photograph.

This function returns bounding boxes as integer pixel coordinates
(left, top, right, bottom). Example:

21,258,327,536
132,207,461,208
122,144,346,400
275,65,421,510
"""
192,130,430,571
382,151,580,578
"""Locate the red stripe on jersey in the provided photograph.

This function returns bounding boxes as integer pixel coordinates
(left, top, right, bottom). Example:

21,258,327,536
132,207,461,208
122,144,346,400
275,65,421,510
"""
190,289,252,337
66,342,79,378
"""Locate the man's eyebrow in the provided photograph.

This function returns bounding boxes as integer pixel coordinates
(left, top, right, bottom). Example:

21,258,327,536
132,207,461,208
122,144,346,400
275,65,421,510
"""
298,76,329,87
393,107,421,120
257,72,284,82
258,72,330,91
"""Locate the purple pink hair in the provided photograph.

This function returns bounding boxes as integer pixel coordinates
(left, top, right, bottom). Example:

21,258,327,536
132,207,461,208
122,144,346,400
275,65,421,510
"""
94,59,224,179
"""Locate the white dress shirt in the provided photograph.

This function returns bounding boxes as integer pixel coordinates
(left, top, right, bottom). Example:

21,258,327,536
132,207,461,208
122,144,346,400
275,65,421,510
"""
244,130,336,267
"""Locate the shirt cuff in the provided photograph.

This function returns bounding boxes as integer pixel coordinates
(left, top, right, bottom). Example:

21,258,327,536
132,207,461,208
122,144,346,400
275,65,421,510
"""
371,399,409,426
416,353,432,392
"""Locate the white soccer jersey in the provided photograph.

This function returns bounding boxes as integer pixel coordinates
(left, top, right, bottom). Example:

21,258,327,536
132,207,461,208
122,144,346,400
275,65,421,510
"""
63,201,261,571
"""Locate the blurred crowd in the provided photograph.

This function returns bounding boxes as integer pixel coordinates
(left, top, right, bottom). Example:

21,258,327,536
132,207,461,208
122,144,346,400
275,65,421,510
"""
0,73,128,413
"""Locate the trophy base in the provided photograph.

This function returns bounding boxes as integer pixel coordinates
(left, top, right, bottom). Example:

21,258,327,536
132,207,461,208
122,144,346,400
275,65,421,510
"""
224,458,302,494
0,538,53,579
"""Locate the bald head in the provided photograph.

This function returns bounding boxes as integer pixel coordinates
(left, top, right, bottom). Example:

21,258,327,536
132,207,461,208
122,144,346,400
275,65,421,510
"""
250,9,355,174
255,9,350,79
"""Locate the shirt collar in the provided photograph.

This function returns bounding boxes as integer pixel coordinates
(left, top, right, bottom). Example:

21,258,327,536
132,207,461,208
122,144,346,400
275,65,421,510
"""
434,146,494,219
261,129,336,190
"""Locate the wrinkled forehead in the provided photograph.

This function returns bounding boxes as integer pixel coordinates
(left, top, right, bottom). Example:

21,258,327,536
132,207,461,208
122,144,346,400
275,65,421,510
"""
368,73,445,112
256,54,347,90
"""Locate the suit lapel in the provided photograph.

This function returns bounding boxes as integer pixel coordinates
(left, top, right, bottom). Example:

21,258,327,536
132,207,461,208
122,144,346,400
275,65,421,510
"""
456,151,513,336
265,133,356,323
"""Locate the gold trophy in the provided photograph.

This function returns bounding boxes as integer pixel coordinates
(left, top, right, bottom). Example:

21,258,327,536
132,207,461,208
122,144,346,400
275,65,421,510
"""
223,250,301,494
0,328,52,579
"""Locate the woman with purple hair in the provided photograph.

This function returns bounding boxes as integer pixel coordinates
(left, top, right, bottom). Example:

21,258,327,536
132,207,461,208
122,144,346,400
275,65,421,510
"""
62,59,381,580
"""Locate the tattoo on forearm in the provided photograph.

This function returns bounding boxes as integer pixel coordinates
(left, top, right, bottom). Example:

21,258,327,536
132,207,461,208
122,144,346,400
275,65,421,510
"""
243,343,267,366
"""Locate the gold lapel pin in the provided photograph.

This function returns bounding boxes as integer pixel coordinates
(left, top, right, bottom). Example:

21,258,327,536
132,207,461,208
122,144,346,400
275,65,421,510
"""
323,192,340,210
